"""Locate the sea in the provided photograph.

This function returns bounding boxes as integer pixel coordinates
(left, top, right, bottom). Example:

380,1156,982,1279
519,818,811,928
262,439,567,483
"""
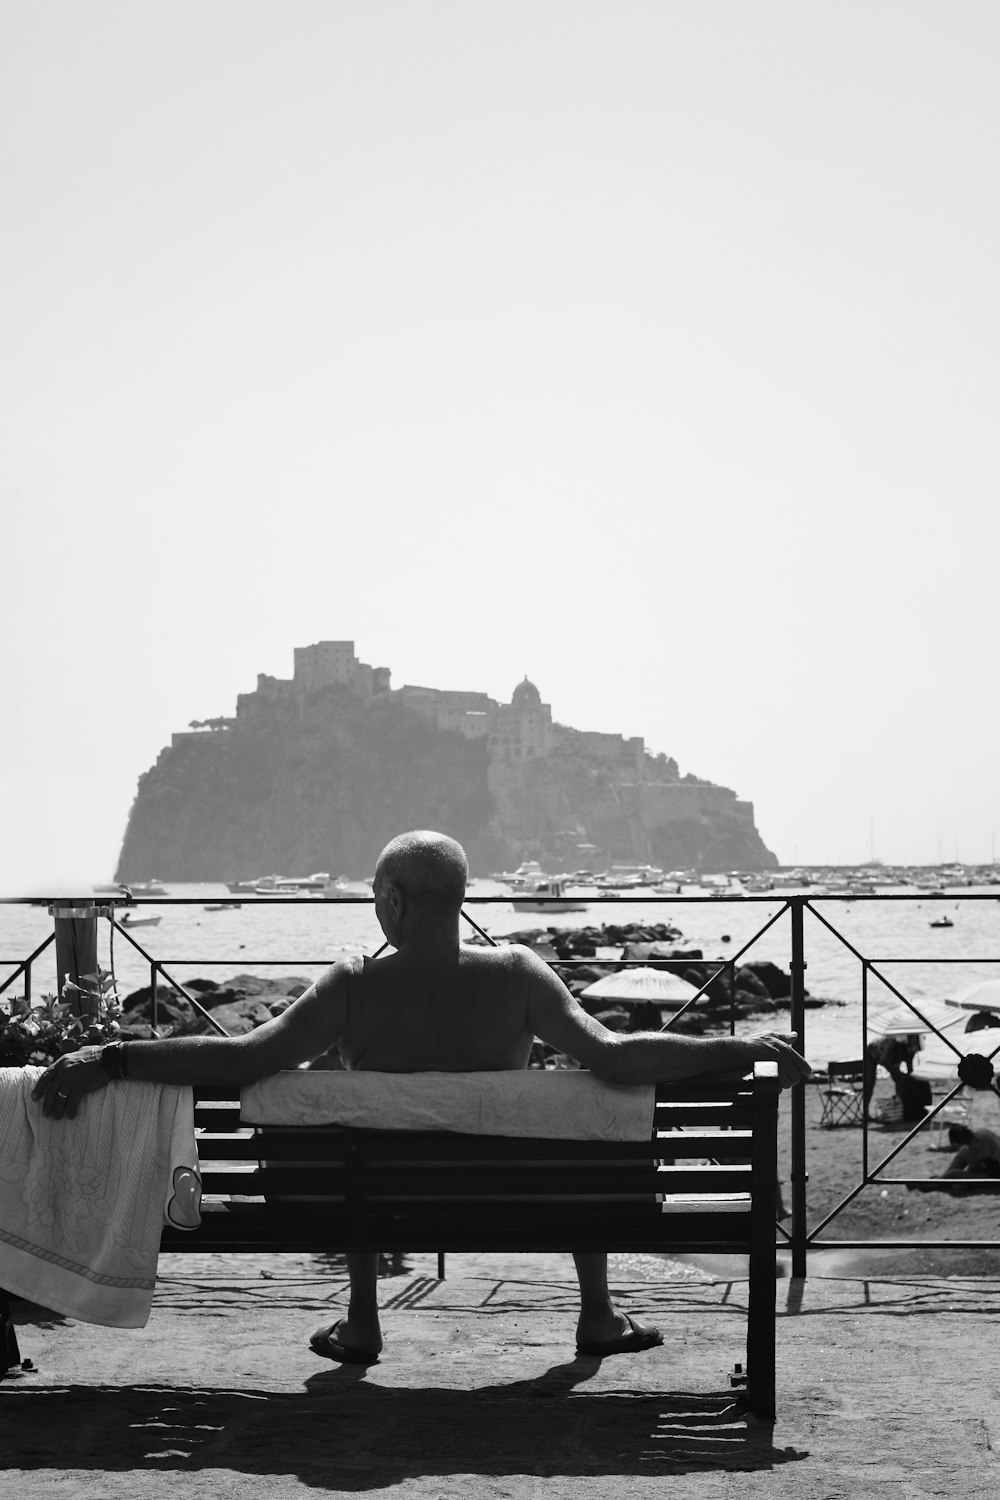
4,880,1000,1070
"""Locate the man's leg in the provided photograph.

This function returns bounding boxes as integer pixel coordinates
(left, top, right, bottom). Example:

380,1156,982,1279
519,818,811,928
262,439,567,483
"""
571,1252,661,1354
310,1251,384,1362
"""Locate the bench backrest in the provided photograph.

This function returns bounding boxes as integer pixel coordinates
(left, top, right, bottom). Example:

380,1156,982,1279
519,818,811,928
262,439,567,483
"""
168,1065,780,1255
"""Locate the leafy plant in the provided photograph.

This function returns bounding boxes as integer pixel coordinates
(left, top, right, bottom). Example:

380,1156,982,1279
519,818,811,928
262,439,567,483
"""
0,969,125,1067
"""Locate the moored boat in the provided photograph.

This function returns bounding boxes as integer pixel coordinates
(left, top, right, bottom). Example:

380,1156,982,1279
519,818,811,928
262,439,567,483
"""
511,879,589,913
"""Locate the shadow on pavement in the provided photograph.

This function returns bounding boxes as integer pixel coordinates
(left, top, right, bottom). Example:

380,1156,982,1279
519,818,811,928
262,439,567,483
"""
4,1362,808,1483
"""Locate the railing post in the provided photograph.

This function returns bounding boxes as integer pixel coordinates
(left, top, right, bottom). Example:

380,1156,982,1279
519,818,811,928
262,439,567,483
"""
789,897,808,1278
50,902,99,1019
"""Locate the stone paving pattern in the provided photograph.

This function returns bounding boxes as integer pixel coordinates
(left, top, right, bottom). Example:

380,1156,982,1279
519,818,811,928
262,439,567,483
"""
4,1252,999,1498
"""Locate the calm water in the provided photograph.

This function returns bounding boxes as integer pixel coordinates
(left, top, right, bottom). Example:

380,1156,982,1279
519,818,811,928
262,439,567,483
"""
4,881,1000,1066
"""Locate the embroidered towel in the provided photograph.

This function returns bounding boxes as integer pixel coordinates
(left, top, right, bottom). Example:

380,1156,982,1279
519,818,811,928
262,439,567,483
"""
0,1068,201,1328
241,1069,655,1141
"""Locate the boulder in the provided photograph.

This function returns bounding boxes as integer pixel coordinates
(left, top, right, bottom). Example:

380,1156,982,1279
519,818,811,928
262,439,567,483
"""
119,994,195,1037
622,942,704,962
738,960,792,1000
734,966,772,1000
218,974,312,1002
190,998,275,1035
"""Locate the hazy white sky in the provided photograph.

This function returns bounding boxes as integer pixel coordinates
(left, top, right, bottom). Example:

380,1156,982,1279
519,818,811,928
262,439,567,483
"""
2,1,998,888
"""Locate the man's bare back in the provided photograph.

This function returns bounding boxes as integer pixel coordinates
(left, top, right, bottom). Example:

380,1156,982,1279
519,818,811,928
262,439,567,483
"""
336,947,534,1072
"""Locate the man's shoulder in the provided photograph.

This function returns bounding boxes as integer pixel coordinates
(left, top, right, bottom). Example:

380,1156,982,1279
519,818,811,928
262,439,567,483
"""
316,954,365,993
462,942,535,970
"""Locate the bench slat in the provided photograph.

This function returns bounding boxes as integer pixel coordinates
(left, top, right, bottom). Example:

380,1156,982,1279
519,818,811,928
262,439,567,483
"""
198,1129,754,1162
162,1204,754,1253
197,1162,752,1196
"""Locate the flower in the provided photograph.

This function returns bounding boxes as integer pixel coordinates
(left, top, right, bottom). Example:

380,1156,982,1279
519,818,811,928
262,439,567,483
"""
0,970,123,1067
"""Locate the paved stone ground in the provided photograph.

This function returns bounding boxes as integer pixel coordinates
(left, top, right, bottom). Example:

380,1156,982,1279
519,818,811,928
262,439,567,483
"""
4,1253,1000,1498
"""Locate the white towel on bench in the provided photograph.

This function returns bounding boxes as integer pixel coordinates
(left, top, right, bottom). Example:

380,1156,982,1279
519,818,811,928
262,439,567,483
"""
241,1069,655,1141
0,1067,201,1328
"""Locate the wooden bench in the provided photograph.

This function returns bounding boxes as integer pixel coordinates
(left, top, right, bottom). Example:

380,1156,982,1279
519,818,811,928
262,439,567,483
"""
3,1063,781,1417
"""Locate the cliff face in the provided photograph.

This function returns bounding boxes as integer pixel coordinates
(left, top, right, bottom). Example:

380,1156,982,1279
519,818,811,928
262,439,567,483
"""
117,692,504,880
116,690,777,879
487,750,777,874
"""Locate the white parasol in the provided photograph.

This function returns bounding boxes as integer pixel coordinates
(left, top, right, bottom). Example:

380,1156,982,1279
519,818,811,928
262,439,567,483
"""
944,978,1000,1014
918,1026,1000,1081
579,967,702,1008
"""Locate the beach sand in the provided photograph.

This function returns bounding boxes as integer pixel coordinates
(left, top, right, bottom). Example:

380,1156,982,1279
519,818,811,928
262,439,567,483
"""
769,1076,1000,1276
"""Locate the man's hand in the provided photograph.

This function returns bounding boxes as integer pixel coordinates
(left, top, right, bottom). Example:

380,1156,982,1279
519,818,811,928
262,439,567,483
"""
31,1048,108,1119
746,1032,812,1088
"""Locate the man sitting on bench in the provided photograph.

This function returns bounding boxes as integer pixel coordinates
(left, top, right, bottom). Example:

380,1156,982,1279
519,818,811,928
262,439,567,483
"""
34,829,810,1366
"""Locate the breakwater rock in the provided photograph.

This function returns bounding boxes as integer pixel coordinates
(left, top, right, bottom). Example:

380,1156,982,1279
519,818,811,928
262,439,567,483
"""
119,973,309,1038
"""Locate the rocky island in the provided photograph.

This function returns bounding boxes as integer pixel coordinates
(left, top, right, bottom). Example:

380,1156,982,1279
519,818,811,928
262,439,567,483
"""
116,640,777,880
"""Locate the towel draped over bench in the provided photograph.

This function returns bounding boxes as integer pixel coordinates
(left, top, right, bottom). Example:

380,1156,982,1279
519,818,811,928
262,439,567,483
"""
0,1068,201,1328
241,1069,656,1141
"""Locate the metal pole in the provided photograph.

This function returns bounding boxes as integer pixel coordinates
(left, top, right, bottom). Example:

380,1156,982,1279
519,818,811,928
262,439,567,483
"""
789,898,808,1278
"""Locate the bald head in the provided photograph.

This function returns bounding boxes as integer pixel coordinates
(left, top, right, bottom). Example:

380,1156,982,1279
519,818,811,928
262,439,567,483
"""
374,830,468,914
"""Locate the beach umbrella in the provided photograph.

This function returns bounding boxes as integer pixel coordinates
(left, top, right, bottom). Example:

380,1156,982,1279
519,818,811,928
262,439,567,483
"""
945,978,1000,1014
868,997,961,1040
579,967,701,1008
917,1026,1000,1081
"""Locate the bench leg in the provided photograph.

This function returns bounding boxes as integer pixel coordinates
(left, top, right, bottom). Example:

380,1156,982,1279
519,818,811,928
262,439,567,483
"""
743,1088,778,1421
1,1289,23,1378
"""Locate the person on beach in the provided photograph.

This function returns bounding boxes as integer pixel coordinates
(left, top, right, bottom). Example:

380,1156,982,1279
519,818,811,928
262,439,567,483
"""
33,829,811,1366
863,1032,921,1119
908,1122,1000,1194
941,1123,1000,1179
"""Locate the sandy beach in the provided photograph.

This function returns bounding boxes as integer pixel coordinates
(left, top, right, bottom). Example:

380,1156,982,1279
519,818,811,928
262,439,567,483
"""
772,1076,1000,1277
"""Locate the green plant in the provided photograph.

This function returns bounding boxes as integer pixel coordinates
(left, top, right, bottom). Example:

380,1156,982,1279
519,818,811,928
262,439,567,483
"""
0,969,124,1067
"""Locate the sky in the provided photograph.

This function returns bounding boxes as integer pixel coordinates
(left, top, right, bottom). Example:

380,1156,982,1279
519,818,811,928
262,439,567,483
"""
2,1,998,889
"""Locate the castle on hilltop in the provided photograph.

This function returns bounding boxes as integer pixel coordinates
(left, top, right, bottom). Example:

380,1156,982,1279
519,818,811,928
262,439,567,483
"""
135,639,776,875
175,640,646,776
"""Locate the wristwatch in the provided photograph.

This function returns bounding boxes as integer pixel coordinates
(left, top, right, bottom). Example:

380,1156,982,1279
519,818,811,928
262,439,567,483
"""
99,1041,130,1080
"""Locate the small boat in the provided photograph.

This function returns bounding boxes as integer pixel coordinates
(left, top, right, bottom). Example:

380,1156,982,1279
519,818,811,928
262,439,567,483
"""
250,873,329,895
204,902,241,911
119,914,162,928
128,880,169,897
929,916,954,928
494,861,546,891
511,880,589,913
226,879,261,894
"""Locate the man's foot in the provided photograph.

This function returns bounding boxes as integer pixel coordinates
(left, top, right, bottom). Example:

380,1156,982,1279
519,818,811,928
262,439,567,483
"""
309,1317,382,1366
575,1312,663,1359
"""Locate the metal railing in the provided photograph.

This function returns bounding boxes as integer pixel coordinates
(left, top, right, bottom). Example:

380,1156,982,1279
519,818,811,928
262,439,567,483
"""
4,887,1000,1273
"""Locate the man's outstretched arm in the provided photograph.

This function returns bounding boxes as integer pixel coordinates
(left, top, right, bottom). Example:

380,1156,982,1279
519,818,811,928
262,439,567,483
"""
518,946,811,1087
32,962,352,1118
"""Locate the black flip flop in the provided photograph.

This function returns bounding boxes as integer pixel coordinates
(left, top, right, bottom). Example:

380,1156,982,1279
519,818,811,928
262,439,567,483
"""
309,1321,381,1366
576,1314,664,1358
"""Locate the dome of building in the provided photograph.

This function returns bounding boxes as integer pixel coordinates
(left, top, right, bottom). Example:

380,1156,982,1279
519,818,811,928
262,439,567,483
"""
511,677,542,711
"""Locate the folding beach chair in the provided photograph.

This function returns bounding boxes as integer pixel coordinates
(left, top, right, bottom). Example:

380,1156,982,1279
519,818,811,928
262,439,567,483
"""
819,1060,865,1128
